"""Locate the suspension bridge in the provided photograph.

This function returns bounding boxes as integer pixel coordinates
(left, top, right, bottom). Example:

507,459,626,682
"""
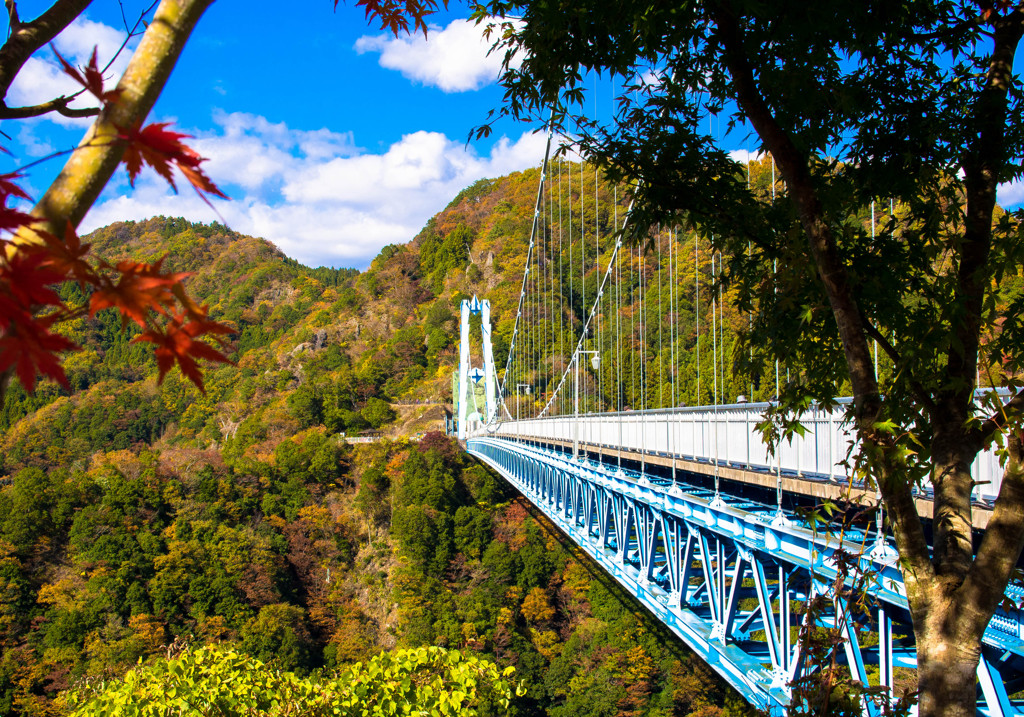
449,146,1023,716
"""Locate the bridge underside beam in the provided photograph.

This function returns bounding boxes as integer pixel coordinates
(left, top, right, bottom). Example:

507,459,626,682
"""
520,434,993,530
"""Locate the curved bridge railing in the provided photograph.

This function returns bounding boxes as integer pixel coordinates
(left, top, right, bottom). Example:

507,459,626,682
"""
487,399,1007,506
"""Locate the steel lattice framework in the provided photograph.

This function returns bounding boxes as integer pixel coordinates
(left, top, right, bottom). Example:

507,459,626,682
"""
467,436,1024,717
459,141,1023,712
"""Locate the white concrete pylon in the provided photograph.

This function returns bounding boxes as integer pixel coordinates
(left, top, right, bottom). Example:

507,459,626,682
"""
457,295,498,439
481,299,496,423
457,298,471,439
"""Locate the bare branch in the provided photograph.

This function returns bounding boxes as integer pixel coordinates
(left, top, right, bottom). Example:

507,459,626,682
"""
5,0,21,33
861,320,937,415
0,0,157,122
0,95,98,119
0,0,93,102
16,0,216,240
102,0,160,76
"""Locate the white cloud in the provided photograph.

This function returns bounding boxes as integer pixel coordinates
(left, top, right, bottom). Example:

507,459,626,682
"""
354,18,521,92
17,126,55,157
728,149,764,164
82,112,548,269
998,179,1024,208
191,111,359,193
6,16,136,127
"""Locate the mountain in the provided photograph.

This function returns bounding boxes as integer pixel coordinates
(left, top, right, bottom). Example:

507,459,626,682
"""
0,167,749,716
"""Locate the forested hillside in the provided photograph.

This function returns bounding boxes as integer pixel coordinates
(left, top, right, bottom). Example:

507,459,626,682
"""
0,163,772,716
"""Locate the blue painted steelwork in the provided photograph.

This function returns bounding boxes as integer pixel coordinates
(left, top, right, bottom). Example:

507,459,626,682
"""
467,436,1024,716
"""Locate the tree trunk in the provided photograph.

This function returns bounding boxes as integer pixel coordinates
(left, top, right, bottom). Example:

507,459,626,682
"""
914,600,982,717
18,0,215,243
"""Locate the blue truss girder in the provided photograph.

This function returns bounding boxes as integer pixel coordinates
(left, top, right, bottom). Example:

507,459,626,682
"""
467,436,1024,717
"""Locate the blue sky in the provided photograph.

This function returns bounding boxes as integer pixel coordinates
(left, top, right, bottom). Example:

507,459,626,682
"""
3,0,547,269
5,0,1024,270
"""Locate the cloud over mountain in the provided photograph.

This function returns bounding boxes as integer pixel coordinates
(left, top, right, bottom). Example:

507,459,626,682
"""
83,111,547,269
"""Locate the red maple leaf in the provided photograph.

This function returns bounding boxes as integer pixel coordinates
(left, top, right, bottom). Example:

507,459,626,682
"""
179,304,235,340
54,47,121,105
34,222,97,287
90,258,191,328
118,122,227,202
0,312,76,392
0,204,38,234
350,0,443,38
0,173,32,203
1,250,67,310
133,311,233,392
0,173,37,234
0,294,31,334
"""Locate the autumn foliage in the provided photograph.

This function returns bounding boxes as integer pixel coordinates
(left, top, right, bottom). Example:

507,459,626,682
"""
0,50,231,393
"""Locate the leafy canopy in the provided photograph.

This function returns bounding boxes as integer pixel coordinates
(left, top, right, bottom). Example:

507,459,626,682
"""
473,0,1024,480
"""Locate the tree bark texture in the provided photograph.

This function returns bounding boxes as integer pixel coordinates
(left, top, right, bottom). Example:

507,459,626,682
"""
915,601,982,717
19,0,216,241
0,0,93,102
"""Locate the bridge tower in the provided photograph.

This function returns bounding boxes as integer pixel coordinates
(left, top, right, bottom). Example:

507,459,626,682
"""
456,295,497,439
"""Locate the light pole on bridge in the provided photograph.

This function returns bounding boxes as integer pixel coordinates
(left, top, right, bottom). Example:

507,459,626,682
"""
574,351,600,460
516,383,531,444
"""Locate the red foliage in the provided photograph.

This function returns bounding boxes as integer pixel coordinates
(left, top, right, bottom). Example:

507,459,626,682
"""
350,0,444,37
416,431,460,462
0,246,78,391
492,500,530,551
134,310,233,389
90,257,190,327
54,48,121,105
118,122,227,205
35,220,95,286
0,174,36,233
0,312,76,392
0,46,233,393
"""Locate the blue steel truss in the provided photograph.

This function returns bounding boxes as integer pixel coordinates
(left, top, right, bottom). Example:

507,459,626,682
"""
467,436,1024,716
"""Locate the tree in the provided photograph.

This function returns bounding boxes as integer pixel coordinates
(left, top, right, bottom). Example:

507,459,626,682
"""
362,396,398,428
0,0,446,401
61,643,524,716
473,1,1024,715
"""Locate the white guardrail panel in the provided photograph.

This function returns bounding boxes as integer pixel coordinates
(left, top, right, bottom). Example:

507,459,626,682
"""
486,396,1009,504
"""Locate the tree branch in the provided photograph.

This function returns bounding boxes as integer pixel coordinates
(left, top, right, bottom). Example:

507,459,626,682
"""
951,9,1024,411
0,95,98,119
861,320,937,415
5,0,21,31
971,389,1024,449
925,10,1024,586
960,431,1024,636
15,0,216,241
899,15,980,43
710,1,879,414
0,0,93,102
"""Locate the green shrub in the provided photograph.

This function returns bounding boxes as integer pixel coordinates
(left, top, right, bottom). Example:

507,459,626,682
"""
61,644,524,716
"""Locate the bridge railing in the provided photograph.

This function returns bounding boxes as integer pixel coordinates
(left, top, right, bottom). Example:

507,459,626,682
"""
484,398,1007,505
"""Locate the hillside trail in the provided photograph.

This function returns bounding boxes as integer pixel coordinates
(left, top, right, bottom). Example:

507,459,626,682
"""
387,402,451,439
